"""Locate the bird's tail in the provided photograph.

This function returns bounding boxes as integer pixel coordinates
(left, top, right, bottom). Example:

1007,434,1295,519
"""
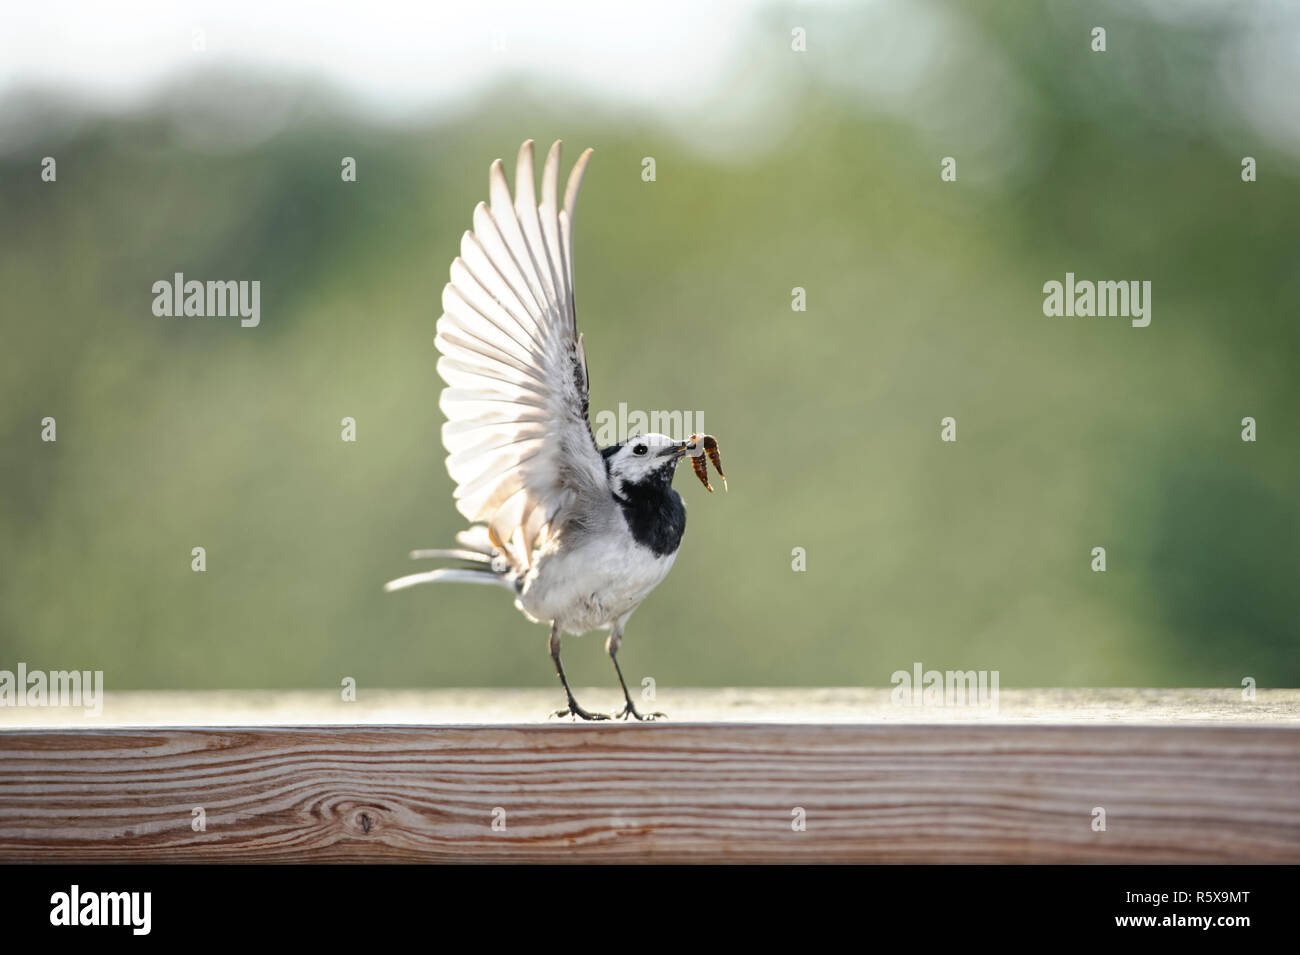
383,527,515,593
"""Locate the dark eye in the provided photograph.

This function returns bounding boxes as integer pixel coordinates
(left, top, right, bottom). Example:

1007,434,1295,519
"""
633,444,648,456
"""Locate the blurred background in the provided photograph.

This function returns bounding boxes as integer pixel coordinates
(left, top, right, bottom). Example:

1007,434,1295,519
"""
1,1,1297,691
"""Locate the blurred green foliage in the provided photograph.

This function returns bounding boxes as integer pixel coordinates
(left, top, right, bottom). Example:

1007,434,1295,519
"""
1,3,1296,690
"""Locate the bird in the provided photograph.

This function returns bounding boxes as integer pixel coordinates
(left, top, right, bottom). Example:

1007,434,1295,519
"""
384,139,725,721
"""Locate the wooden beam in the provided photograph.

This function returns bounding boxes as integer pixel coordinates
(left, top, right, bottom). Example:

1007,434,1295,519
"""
1,689,1297,863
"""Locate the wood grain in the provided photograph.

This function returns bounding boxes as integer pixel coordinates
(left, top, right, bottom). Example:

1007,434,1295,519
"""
1,690,1297,863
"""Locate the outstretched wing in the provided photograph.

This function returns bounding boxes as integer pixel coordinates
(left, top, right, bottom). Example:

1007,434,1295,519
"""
435,140,608,568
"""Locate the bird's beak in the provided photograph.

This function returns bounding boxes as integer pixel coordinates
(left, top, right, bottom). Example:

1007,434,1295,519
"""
661,441,691,458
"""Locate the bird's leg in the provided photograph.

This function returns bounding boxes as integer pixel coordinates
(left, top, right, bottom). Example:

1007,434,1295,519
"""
606,628,666,721
548,623,609,721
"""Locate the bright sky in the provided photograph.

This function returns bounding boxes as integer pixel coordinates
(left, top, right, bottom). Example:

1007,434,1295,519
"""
0,0,757,118
1,0,1296,159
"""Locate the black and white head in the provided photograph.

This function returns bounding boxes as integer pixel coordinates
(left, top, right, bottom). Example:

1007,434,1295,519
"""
601,433,690,498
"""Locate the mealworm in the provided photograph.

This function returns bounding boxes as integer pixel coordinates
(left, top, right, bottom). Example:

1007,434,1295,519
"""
691,446,713,492
686,433,725,492
702,435,727,491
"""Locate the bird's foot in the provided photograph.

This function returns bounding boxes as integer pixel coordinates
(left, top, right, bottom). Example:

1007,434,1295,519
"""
550,699,610,721
613,702,667,721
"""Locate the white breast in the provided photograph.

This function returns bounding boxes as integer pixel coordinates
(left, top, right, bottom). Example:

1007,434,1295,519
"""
515,527,679,635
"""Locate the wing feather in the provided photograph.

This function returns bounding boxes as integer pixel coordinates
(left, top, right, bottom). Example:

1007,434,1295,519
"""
540,142,568,309
513,143,561,309
435,323,541,383
434,140,608,568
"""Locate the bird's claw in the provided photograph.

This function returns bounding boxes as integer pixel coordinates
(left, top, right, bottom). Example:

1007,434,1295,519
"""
549,703,610,721
613,703,667,721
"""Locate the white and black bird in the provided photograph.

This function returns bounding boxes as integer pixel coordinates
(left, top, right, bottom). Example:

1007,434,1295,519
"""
385,140,726,720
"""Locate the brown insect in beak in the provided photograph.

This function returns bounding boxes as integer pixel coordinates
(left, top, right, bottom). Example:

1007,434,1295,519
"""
686,433,727,493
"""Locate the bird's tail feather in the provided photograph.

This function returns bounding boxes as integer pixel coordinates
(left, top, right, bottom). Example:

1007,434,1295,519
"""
384,525,512,593
383,567,510,592
407,548,491,563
